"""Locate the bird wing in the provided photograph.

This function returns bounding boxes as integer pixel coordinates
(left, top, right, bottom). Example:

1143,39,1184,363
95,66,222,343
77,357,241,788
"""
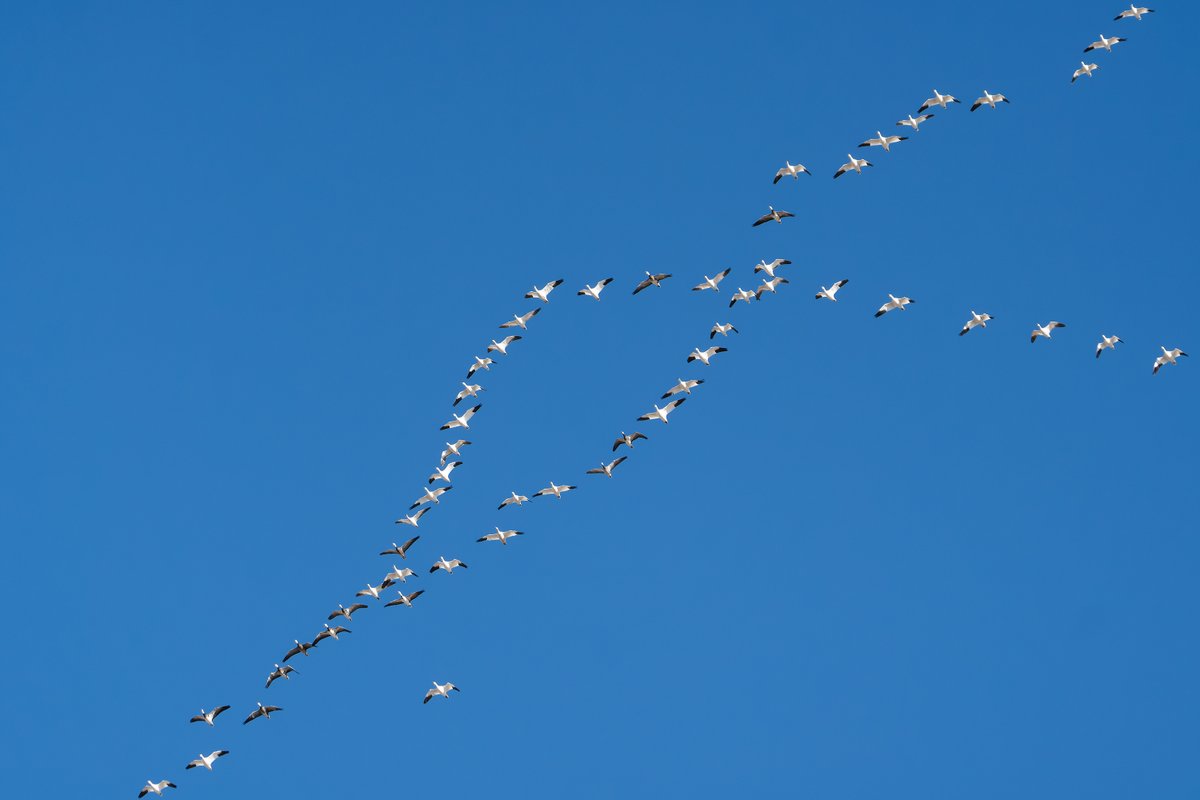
611,456,627,470
631,277,654,294
282,644,302,661
752,213,772,226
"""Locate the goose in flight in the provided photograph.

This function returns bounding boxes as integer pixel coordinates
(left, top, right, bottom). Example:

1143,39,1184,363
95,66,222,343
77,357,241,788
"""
384,564,418,583
754,258,791,278
613,431,648,451
394,508,430,528
385,588,425,608
1072,62,1100,83
498,491,529,509
282,639,317,662
487,335,521,356
500,308,541,329
834,155,872,179
440,439,471,465
752,206,795,226
1153,346,1188,374
1114,5,1154,21
586,456,627,478
1096,335,1123,358
440,404,481,431
874,294,916,317
477,527,525,544
918,89,961,113
639,398,685,424
525,279,564,303
380,536,420,558
466,356,493,378
423,681,460,704
429,556,468,574
693,268,731,292
729,288,757,307
1085,34,1126,52
633,272,672,295
688,345,728,365
428,460,462,485
859,130,908,152
410,485,452,510
533,481,576,499
329,603,368,621
265,663,296,689
186,750,230,771
243,702,282,725
1030,321,1066,343
897,113,935,131
773,160,811,183
578,278,614,300
355,580,394,601
312,623,350,644
663,377,704,398
959,311,994,336
971,90,1011,111
453,383,484,407
138,781,177,797
755,276,789,299
711,322,739,339
815,279,849,302
189,706,231,726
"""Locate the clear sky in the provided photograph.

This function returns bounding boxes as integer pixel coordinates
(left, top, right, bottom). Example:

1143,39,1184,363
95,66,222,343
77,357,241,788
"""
2,1,1197,797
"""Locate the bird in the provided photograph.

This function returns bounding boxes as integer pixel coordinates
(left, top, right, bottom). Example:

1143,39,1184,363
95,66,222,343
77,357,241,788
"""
189,706,231,726
525,279,564,303
874,294,916,317
729,288,757,307
498,491,529,510
638,398,686,424
959,311,994,336
428,460,462,485
453,383,484,407
688,346,727,365
1072,62,1100,83
693,268,731,292
500,308,541,329
754,258,791,278
186,751,230,771
440,404,481,431
356,581,394,601
423,681,460,704
1153,346,1188,374
265,664,296,689
1031,321,1067,343
242,702,282,725
380,536,420,558
918,89,961,113
487,335,521,356
755,276,789,299
752,206,795,226
1085,34,1126,52
815,279,850,302
394,508,430,528
534,481,576,499
613,431,648,451
834,155,872,179
1096,335,1123,358
633,271,672,294
410,485,452,510
1114,5,1154,21
328,603,368,621
711,322,739,339
586,456,627,478
312,623,350,644
897,113,935,131
858,131,908,152
971,90,1010,111
440,439,471,466
466,356,493,378
477,527,525,544
384,565,417,583
282,639,317,662
578,278,614,300
430,556,468,574
385,589,426,607
663,377,704,398
138,780,177,797
773,160,810,183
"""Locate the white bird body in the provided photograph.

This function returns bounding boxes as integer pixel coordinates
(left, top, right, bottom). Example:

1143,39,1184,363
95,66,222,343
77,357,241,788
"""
428,460,462,485
477,526,524,544
1072,61,1100,83
834,154,872,179
441,404,481,431
633,271,673,294
874,293,915,317
710,321,739,339
1031,321,1067,343
534,481,576,499
329,602,367,621
755,276,789,298
453,383,483,407
440,439,471,465
754,258,791,278
430,556,468,574
688,346,727,365
859,130,907,152
1153,346,1188,374
139,780,177,797
189,706,231,726
384,564,417,583
815,279,849,302
586,456,627,478
693,268,731,292
959,311,994,336
773,160,811,183
243,702,282,725
1114,5,1154,21
578,278,614,300
500,308,541,329
466,356,493,378
663,377,704,398
1096,334,1123,358
752,205,795,226
186,750,230,771
410,485,452,510
918,89,961,114
356,581,393,600
1085,34,1126,52
265,663,296,688
971,90,1011,111
488,335,521,355
424,681,460,704
638,398,685,424
525,279,564,303
613,431,648,451
498,491,529,510
313,623,350,644
385,588,425,607
380,536,420,559
897,113,934,131
729,288,757,307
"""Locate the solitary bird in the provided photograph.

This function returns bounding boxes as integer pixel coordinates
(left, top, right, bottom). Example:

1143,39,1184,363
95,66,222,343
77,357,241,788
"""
688,346,728,365
1114,5,1154,21
971,90,1011,111
754,258,791,277
815,279,850,302
189,706,231,726
429,556,468,575
633,271,673,295
773,160,810,183
613,431,648,451
859,130,908,152
525,279,564,303
1153,346,1188,374
959,311,994,336
453,383,484,407
1085,34,1126,52
423,681,460,704
138,780,177,798
385,589,425,608
586,456,628,478
663,377,704,398
755,276,789,299
711,322,739,339
693,268,731,292
440,439,471,465
1072,62,1100,83
328,603,367,621
379,536,420,558
428,460,462,485
1096,335,1123,358
897,113,935,131
834,155,872,179
243,702,282,725
282,639,317,662
355,581,394,601
578,278,614,300
534,481,576,499
752,206,795,226
639,398,686,424
500,308,541,329
265,664,296,689
466,356,493,378
874,294,916,318
918,89,961,113
477,527,524,544
312,624,350,644
440,404,481,431
487,335,521,356
186,751,229,772
729,288,757,307
1031,321,1067,343
383,564,417,583
498,491,529,509
410,486,452,510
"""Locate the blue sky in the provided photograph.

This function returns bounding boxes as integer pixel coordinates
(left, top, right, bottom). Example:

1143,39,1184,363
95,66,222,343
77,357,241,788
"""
2,1,1197,797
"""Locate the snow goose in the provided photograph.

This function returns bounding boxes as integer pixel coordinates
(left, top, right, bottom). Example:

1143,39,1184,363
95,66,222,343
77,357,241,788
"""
815,279,850,302
189,706,231,726
429,556,468,574
729,288,757,307
487,335,521,356
453,383,484,407
874,294,916,317
428,460,462,485
440,439,471,465
533,481,576,499
959,311,994,336
688,346,728,365
755,276,789,299
918,89,961,113
586,456,627,478
1030,321,1066,343
186,751,229,771
971,90,1010,111
410,485,452,509
578,278,614,300
380,536,420,558
693,268,731,292
834,155,872,179
477,527,524,544
138,780,177,797
633,271,672,295
466,356,493,378
498,491,529,510
1072,62,1100,83
384,565,417,583
613,431,648,451
859,131,908,152
1085,34,1126,52
710,322,739,339
423,681,460,704
525,279,564,303
265,664,296,688
639,398,686,424
1153,346,1188,374
500,308,541,329
754,258,791,277
1114,5,1154,21
385,588,425,608
242,702,282,725
329,603,367,621
355,580,394,601
663,377,704,398
1096,335,1123,358
282,639,317,662
773,160,811,183
395,508,430,528
440,404,481,431
897,113,934,131
752,206,795,226
312,623,350,644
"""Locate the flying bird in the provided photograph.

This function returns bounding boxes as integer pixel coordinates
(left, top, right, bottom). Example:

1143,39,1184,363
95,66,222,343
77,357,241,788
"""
711,322,739,339
688,346,728,365
466,356,493,378
1085,34,1126,52
815,279,849,302
1096,335,1123,358
1031,321,1067,343
578,278,614,300
138,781,177,798
498,491,529,509
754,258,791,277
385,589,425,607
897,113,934,131
874,294,916,317
312,623,350,644
752,206,795,226
282,639,317,662
755,276,789,299
355,581,394,601
586,456,627,478
423,681,460,704
440,439,471,465
380,536,420,558
440,404,481,431
918,89,961,113
428,460,462,485
729,288,757,307
834,155,872,179
613,431,648,451
663,377,704,398
525,279,564,303
328,603,367,622
639,398,686,424
633,271,672,295
971,90,1010,111
487,335,521,356
959,311,994,336
1153,346,1188,375
186,751,230,771
265,664,296,689
1114,5,1154,21
693,268,731,292
242,702,282,725
477,527,525,544
859,130,908,152
429,556,468,574
410,485,452,510
384,565,417,583
453,383,484,407
773,160,811,183
395,508,430,528
1072,62,1100,83
189,706,231,726
500,308,541,329
534,481,576,499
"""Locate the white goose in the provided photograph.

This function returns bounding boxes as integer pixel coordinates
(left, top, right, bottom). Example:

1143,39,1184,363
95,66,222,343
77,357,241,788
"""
440,404,481,431
440,439,471,465
312,623,350,644
534,481,576,499
613,431,648,451
385,588,425,608
429,556,468,574
423,681,460,704
395,508,429,528
500,308,541,329
186,751,229,771
410,485,452,509
466,356,493,378
138,780,177,797
754,258,791,277
688,345,728,365
1114,5,1154,21
711,322,739,339
971,90,1011,111
379,536,420,558
242,702,282,725
663,377,704,398
959,311,994,336
453,383,483,407
834,155,872,179
328,602,367,621
693,268,731,292
1153,346,1188,374
633,271,672,295
1031,321,1066,343
752,206,795,226
384,565,417,583
189,706,231,726
815,279,849,302
859,130,908,152
586,456,627,478
918,89,962,113
755,276,789,299
729,288,757,307
874,294,916,317
525,279,564,302
264,663,296,688
428,460,462,485
578,278,614,300
1085,34,1126,52
638,398,686,424
1072,62,1100,83
498,491,529,509
477,527,525,544
487,335,521,355
355,581,394,601
1096,334,1123,358
897,113,935,131
773,160,811,183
